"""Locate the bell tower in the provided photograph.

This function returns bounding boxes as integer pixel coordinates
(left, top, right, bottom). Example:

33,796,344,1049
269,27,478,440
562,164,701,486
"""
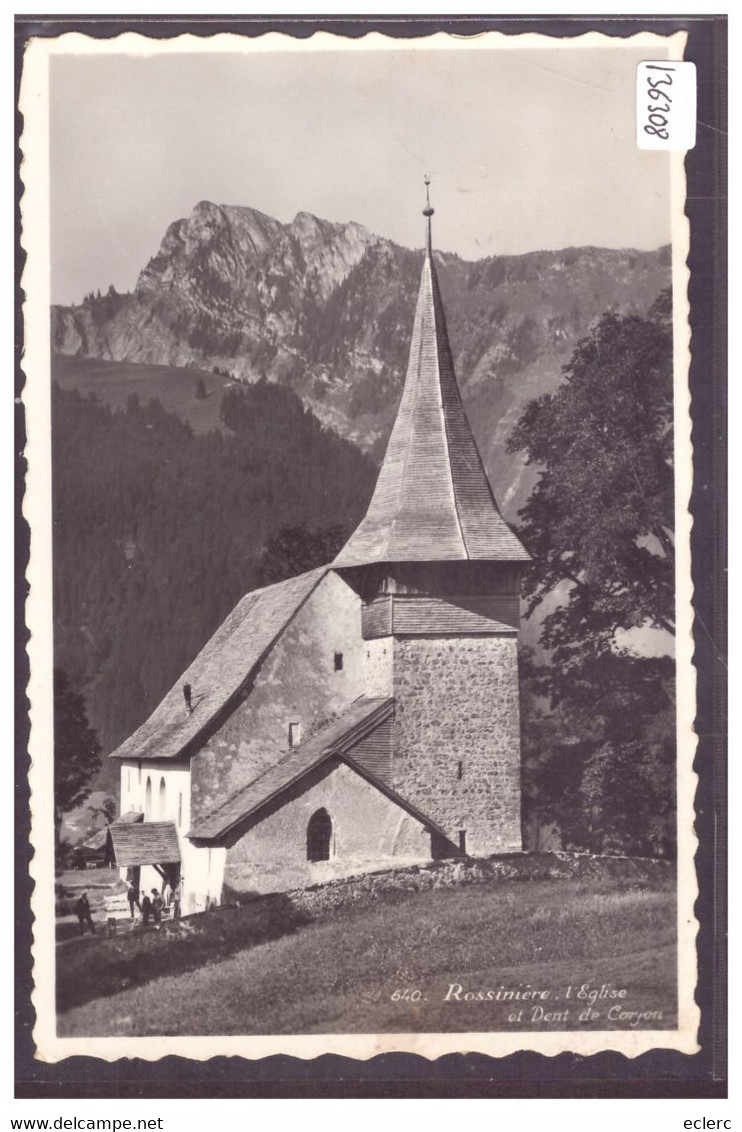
334,181,529,856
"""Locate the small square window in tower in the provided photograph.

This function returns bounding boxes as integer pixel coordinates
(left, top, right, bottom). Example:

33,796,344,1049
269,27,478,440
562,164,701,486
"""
288,721,301,748
334,651,344,671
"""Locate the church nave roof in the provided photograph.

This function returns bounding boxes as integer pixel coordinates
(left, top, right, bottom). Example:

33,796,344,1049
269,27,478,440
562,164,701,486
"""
109,566,329,764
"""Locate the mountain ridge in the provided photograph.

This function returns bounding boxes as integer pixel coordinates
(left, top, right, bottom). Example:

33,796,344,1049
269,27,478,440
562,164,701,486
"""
51,200,672,519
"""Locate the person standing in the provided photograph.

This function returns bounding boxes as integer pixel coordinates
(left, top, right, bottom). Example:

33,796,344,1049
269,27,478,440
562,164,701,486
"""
173,881,182,920
141,891,152,926
152,888,164,930
125,880,141,919
74,892,95,936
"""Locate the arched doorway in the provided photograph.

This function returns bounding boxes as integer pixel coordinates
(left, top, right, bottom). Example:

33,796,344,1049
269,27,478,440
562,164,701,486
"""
307,808,332,862
159,776,167,819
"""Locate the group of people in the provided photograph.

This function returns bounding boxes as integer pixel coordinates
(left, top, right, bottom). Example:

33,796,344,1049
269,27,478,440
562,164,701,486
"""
125,879,181,927
72,879,183,939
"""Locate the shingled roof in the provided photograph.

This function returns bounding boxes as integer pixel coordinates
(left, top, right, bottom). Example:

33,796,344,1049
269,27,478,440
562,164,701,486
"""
110,566,328,762
106,821,181,866
190,696,444,842
334,212,529,567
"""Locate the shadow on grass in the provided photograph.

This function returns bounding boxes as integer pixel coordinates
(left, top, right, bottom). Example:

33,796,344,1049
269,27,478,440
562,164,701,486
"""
56,891,312,1014
56,854,675,1017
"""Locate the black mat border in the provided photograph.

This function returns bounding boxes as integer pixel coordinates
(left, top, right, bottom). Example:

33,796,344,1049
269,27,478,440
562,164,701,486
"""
15,12,727,1100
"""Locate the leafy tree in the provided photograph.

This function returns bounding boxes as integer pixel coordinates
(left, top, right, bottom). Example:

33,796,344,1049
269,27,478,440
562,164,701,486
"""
509,291,675,856
257,523,349,587
53,669,101,843
87,794,117,827
510,290,674,667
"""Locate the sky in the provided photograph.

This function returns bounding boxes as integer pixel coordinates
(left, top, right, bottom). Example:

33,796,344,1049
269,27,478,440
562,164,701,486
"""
49,41,672,304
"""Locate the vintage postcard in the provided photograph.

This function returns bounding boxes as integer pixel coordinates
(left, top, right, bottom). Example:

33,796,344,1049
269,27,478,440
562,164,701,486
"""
19,25,706,1070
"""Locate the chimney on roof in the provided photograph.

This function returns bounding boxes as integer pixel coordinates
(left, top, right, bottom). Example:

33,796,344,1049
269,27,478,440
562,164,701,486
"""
183,683,192,714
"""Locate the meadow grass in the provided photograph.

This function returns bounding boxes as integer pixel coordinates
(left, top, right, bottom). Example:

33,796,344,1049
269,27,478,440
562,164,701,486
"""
52,354,233,435
58,874,676,1037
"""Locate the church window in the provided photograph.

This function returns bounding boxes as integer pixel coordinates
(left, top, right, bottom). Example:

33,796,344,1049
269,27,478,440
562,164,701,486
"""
288,722,301,748
307,808,332,862
178,792,183,828
145,777,152,819
458,830,467,855
334,652,344,671
159,777,167,819
457,761,463,780
137,760,142,784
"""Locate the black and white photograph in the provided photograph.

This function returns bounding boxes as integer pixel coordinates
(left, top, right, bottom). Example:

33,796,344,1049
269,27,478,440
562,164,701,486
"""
17,24,715,1072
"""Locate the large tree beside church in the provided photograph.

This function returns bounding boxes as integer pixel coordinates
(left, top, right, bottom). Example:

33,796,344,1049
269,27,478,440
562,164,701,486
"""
509,290,676,856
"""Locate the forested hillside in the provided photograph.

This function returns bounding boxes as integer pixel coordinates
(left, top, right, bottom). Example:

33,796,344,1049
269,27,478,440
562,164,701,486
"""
52,381,376,785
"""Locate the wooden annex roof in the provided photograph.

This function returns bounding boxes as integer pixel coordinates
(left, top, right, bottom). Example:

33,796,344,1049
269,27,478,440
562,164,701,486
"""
334,218,529,567
109,566,329,763
190,696,445,842
106,821,181,866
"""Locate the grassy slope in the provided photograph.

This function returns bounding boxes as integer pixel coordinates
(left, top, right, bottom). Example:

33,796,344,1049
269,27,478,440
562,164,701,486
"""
58,874,676,1037
51,354,235,435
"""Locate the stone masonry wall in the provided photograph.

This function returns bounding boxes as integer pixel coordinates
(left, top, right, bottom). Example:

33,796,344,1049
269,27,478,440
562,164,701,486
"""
392,636,522,855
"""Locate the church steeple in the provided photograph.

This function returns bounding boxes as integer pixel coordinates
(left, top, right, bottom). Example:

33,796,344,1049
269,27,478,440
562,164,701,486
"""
423,173,434,256
334,182,528,568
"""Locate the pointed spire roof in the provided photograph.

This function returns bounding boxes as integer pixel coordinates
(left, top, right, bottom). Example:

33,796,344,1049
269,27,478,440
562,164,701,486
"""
334,184,529,568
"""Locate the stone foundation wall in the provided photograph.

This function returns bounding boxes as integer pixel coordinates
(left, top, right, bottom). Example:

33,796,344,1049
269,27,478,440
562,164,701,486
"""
392,635,522,855
282,852,674,918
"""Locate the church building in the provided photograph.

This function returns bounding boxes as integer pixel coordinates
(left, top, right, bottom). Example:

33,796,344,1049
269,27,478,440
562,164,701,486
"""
108,189,530,914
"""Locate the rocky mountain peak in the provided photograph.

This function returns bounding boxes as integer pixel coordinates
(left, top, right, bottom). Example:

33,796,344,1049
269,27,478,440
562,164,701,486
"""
137,200,285,294
284,211,381,297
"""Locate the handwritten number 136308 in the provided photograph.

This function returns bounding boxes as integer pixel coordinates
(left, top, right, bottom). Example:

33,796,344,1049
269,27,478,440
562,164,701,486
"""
643,64,675,140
